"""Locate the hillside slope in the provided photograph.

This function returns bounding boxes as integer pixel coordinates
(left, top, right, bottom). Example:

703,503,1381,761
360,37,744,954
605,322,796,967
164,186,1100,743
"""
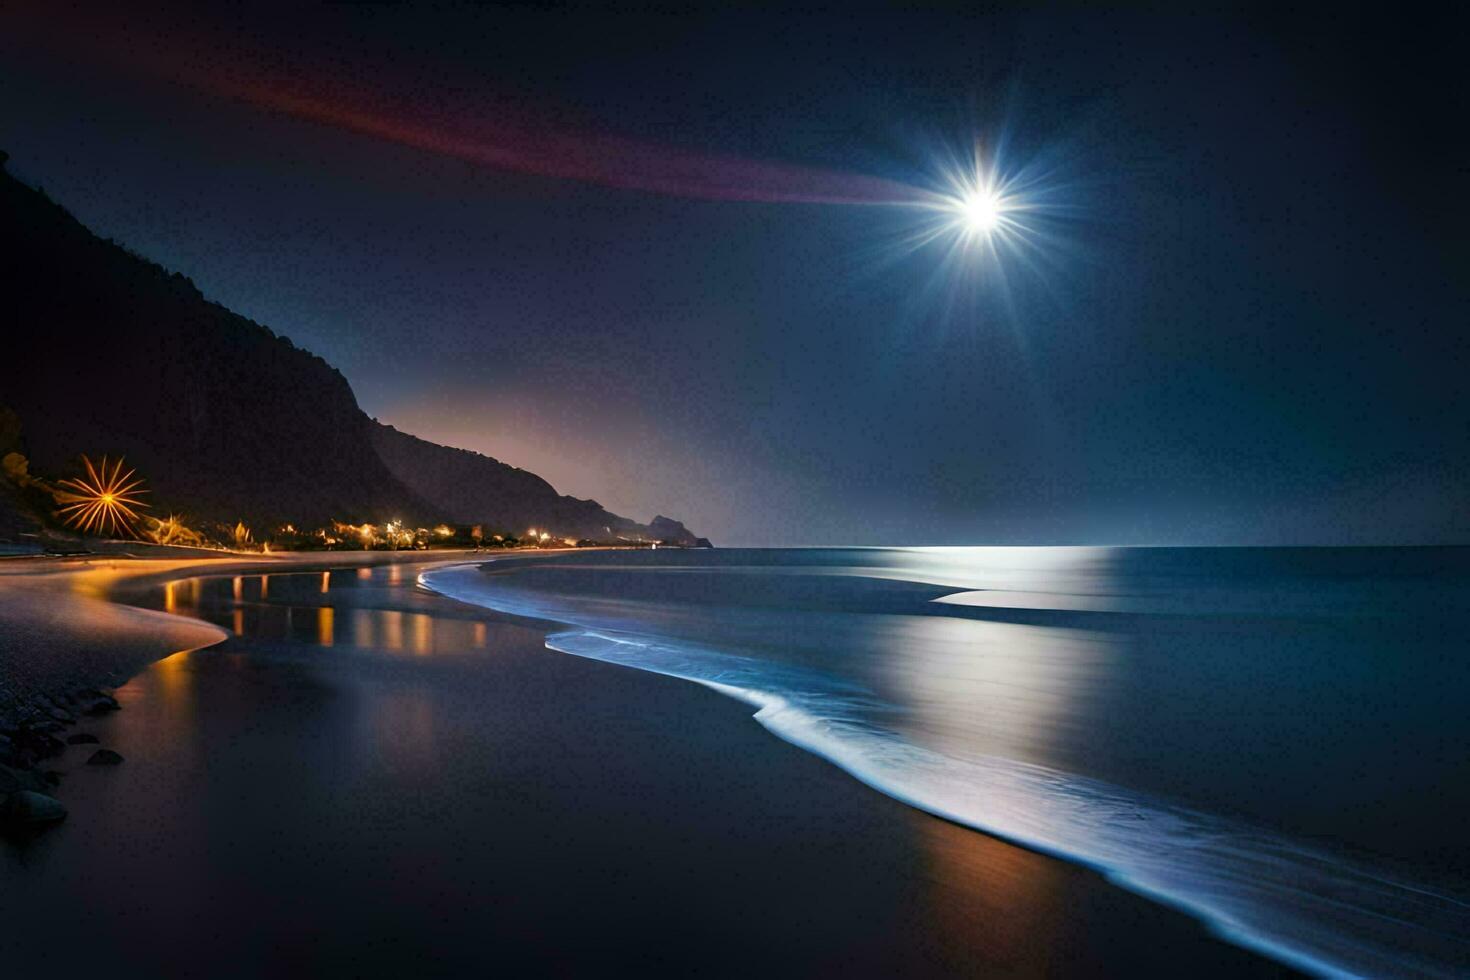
0,153,704,543
371,423,708,544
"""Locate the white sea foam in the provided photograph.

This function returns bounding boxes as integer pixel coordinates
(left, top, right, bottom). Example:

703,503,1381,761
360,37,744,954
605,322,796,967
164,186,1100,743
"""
421,560,1470,979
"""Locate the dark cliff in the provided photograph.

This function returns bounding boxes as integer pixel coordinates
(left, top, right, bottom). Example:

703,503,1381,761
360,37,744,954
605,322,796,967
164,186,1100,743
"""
0,154,705,543
0,156,435,527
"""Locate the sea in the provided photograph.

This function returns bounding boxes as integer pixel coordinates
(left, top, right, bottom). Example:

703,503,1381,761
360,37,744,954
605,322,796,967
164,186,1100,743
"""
420,546,1470,978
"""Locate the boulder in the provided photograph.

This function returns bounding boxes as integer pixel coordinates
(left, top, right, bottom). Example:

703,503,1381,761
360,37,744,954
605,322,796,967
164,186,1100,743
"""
0,790,68,829
84,694,121,716
86,749,124,766
2,728,66,765
0,763,48,794
26,729,66,756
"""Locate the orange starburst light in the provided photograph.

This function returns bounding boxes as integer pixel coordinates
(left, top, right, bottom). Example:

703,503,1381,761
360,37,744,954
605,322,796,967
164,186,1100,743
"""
57,455,149,537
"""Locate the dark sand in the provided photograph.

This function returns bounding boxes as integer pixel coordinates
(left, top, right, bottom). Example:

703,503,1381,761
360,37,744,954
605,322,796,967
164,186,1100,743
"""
0,559,1294,977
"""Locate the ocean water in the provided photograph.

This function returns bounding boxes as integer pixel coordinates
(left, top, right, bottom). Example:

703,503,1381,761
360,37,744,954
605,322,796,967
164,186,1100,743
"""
421,546,1470,978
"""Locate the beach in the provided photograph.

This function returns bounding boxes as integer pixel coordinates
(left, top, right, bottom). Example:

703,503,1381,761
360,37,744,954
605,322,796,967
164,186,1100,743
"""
0,552,1293,976
0,548,485,729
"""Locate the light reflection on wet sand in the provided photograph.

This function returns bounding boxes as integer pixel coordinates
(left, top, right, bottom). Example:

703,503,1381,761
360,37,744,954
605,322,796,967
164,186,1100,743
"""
152,648,194,710
353,607,376,648
917,815,1065,973
382,609,404,651
157,565,492,657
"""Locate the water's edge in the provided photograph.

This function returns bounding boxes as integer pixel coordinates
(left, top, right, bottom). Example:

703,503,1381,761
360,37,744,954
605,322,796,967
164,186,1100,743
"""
420,560,1469,980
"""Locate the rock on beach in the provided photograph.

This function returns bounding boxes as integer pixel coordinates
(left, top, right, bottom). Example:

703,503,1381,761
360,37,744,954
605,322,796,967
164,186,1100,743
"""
0,789,68,829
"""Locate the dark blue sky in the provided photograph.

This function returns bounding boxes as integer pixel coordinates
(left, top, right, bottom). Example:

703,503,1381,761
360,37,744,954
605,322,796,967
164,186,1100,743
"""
3,4,1465,545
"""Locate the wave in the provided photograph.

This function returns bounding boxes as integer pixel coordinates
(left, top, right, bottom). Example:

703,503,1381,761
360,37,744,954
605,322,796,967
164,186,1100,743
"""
421,561,1470,979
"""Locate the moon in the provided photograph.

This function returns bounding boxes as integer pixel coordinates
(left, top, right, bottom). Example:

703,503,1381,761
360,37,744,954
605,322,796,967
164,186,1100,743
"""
958,187,1004,236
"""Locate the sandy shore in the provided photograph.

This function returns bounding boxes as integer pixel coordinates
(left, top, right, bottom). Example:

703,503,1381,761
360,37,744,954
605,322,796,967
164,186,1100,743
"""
0,551,1296,975
0,557,227,730
0,546,506,728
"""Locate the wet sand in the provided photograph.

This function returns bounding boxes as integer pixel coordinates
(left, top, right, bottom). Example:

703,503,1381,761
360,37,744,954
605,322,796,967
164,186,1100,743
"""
0,548,485,726
0,558,1294,976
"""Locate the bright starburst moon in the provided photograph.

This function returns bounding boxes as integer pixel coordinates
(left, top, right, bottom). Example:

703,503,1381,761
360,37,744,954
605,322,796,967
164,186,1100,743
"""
938,158,1022,249
957,186,1006,237
56,454,149,537
867,131,1082,334
894,140,1048,272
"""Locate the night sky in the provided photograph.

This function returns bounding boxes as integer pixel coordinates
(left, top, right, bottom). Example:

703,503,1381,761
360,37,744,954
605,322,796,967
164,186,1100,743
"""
3,4,1466,545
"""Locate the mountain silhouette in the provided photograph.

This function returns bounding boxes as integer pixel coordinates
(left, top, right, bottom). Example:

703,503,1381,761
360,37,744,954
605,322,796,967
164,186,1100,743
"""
0,151,705,545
